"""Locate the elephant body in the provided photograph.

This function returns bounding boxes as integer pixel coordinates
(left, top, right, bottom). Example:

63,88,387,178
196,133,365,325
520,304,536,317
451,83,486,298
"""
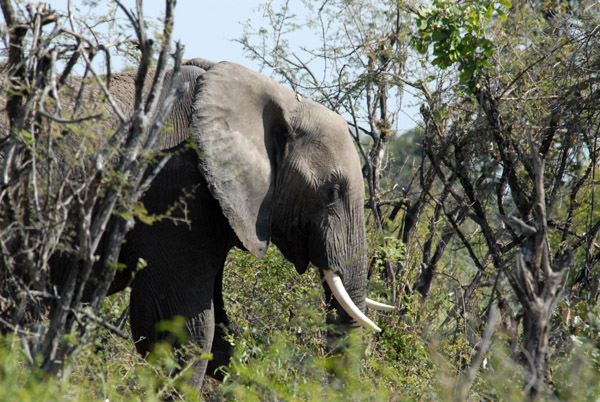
121,144,236,382
49,58,388,389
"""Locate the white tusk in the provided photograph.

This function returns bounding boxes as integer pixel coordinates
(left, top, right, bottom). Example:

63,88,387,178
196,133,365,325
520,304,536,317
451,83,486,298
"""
366,298,395,311
323,270,381,332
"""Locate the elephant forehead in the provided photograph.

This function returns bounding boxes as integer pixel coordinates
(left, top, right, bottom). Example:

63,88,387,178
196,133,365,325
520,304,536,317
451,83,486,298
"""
298,104,356,153
294,139,362,189
305,137,356,165
299,101,347,133
304,126,360,167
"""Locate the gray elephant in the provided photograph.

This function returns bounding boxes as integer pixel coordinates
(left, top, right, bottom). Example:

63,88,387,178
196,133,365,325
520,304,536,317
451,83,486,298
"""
52,58,393,389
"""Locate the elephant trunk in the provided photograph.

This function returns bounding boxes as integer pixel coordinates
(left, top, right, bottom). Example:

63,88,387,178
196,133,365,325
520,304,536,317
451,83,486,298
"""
323,270,380,332
320,200,378,333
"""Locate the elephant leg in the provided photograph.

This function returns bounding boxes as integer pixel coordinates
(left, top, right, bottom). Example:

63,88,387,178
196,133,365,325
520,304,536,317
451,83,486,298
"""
184,301,216,388
129,261,219,390
207,266,232,380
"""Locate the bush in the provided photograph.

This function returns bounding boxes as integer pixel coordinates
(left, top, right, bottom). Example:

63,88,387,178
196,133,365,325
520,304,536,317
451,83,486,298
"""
4,244,600,400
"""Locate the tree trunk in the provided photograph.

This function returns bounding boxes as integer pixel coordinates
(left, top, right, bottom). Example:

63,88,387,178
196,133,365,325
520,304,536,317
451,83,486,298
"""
521,301,551,400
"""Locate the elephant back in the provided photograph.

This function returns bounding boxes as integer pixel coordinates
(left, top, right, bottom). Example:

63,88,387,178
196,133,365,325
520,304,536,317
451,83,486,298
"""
90,63,208,150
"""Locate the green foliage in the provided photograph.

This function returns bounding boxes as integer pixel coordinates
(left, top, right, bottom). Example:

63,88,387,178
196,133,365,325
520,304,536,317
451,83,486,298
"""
220,332,390,401
380,127,424,194
0,246,434,400
0,297,206,401
4,243,600,400
374,237,405,270
414,0,511,92
0,337,66,402
223,247,328,346
4,1,600,400
468,343,526,400
219,247,441,400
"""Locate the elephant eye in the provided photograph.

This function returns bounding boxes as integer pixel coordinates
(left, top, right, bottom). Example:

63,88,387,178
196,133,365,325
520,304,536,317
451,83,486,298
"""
327,182,343,205
321,171,347,206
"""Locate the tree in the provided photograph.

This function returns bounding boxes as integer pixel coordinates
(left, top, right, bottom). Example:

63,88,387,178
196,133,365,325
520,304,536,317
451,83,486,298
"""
241,0,600,399
0,0,183,375
415,0,600,398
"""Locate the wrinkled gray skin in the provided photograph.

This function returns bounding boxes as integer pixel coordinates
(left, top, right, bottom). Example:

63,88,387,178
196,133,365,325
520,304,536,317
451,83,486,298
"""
53,59,369,389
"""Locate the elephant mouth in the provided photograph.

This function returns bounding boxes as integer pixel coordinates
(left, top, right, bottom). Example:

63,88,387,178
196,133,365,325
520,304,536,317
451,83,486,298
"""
285,245,310,275
269,233,309,274
273,224,394,330
322,270,394,332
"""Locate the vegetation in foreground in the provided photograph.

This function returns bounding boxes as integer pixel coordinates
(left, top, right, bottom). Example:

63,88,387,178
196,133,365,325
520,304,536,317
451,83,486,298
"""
2,247,600,400
2,0,600,400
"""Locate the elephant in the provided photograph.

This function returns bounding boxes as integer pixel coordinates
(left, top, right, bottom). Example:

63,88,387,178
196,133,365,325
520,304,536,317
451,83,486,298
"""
50,58,394,389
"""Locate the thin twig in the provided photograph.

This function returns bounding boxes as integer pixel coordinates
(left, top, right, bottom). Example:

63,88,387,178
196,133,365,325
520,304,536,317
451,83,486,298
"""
76,308,130,340
454,303,498,401
38,110,102,123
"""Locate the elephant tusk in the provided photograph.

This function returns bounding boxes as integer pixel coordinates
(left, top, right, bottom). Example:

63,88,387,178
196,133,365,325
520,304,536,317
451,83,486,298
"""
323,270,381,332
365,298,395,311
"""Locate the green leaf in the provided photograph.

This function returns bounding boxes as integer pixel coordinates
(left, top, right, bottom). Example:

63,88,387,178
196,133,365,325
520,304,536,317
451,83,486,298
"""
432,30,448,42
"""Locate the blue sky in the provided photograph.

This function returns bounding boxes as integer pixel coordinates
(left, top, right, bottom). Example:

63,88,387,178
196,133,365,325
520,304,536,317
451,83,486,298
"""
49,1,417,131
51,1,262,68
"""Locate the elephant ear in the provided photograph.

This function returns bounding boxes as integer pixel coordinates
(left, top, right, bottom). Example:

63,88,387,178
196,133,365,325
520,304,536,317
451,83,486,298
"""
157,63,209,149
189,62,296,258
184,58,216,71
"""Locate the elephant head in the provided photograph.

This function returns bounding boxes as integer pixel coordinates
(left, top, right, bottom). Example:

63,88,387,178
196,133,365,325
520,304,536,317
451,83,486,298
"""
189,61,391,333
